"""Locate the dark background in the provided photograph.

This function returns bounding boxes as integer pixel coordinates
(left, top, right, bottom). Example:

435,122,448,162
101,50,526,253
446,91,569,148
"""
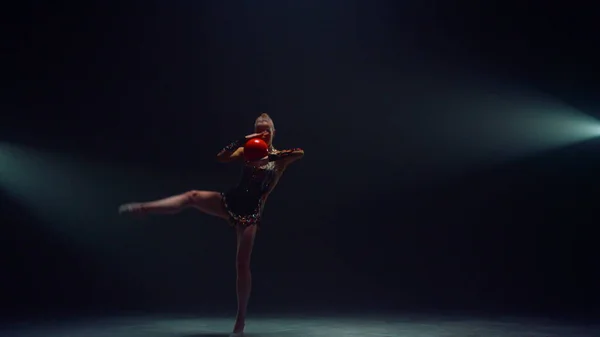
2,0,599,321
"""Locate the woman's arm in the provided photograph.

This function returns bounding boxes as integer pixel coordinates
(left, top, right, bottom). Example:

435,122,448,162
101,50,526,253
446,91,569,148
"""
268,148,304,166
216,137,246,163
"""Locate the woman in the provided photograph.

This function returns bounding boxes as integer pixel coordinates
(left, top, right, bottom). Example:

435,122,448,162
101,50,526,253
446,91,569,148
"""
118,113,303,336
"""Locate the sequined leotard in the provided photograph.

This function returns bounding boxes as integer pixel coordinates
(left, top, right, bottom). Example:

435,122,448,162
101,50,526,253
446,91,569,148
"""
218,138,304,227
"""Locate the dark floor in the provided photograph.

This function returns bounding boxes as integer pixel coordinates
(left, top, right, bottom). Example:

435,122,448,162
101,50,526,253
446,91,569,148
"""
0,314,598,337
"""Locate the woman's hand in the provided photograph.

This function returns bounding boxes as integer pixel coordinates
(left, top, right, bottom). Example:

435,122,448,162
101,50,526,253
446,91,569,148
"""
244,130,270,140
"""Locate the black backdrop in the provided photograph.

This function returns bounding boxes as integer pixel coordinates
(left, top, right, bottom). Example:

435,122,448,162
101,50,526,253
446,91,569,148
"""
3,0,599,320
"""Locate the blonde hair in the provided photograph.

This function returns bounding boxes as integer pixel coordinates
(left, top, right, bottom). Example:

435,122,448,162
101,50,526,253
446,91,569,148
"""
254,113,276,151
254,113,275,131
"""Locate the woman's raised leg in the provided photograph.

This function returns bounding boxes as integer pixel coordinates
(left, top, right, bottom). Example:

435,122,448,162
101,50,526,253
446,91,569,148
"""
119,190,229,219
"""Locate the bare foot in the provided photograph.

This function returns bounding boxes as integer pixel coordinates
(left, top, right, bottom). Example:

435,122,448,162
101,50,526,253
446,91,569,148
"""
118,203,145,217
231,320,245,335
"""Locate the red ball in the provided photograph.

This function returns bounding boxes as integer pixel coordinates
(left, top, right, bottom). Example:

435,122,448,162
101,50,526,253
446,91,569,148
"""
243,138,269,161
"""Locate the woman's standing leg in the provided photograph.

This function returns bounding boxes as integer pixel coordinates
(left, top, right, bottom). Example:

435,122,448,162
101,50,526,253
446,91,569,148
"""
232,224,257,334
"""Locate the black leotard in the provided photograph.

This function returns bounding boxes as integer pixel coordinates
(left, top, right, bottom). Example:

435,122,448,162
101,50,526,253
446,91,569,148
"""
218,138,303,227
